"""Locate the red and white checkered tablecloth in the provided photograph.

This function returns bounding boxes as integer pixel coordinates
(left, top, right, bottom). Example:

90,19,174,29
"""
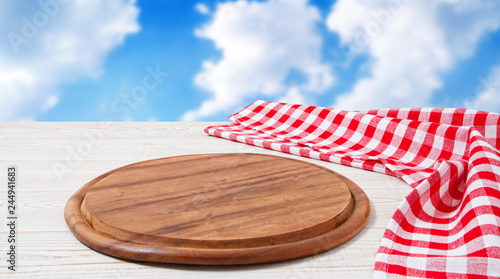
204,100,500,278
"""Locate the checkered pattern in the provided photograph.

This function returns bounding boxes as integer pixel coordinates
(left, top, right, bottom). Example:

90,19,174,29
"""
205,100,500,278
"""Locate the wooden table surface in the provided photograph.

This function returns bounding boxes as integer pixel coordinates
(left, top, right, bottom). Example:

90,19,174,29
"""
0,122,411,279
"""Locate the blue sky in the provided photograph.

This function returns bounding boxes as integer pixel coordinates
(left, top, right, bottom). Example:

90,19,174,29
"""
1,0,500,121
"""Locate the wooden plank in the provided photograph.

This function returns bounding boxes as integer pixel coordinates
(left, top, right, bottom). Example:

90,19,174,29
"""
0,122,412,278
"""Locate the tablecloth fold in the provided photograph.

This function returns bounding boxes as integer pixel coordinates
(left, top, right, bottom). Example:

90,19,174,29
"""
204,100,500,278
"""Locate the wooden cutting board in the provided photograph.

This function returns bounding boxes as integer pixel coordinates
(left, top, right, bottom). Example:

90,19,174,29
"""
65,153,370,265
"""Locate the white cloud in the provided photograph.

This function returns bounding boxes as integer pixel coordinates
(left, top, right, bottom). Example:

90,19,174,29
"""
0,0,139,121
326,0,500,110
183,0,334,121
195,3,210,15
462,66,500,113
277,87,307,105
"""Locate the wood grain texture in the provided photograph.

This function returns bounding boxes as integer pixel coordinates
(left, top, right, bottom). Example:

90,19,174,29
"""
65,153,370,265
0,122,412,278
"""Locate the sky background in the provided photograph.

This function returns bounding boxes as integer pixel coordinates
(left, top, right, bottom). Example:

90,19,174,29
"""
1,0,500,121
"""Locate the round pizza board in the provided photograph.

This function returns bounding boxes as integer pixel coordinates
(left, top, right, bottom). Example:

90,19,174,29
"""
65,153,370,265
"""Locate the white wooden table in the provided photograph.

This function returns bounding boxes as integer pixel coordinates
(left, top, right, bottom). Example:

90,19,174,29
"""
0,122,411,278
